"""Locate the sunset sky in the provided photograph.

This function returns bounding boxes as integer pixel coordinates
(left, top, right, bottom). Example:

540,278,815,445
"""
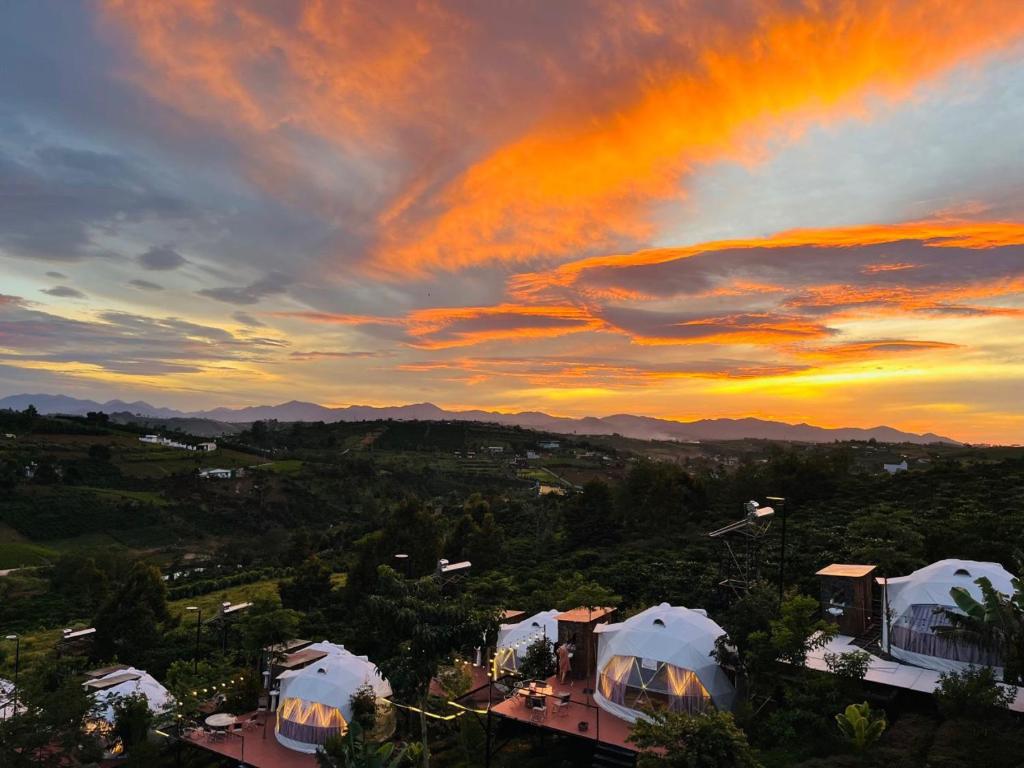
2,1,1024,443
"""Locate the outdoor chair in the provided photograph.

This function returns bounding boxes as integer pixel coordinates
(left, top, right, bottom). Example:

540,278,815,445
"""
242,714,260,731
553,693,571,718
530,703,547,723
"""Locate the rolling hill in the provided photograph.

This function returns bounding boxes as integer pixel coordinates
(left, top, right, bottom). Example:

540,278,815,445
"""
0,392,960,445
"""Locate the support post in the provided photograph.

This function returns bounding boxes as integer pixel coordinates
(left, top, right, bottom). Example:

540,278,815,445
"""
767,496,786,604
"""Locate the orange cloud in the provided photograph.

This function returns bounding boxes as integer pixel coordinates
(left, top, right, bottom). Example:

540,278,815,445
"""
102,2,1024,277
511,219,1024,299
397,356,807,388
793,339,961,363
404,304,605,349
373,2,1024,275
785,276,1024,316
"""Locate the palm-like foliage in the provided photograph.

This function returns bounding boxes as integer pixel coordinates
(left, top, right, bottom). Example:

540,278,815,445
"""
939,576,1024,684
835,701,886,752
317,721,413,768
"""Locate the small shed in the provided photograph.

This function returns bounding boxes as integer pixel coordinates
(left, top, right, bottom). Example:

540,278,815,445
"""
556,606,616,681
816,564,877,636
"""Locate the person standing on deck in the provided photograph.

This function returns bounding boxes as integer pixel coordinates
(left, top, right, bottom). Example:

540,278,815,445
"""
557,641,572,684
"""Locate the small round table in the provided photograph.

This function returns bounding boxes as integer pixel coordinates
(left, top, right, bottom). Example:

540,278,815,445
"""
205,713,236,729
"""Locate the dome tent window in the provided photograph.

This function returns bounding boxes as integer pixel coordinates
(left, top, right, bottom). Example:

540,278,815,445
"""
598,654,712,714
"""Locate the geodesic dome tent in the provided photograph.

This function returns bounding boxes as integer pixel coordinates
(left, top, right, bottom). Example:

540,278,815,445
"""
85,667,173,723
883,559,1016,674
0,678,22,721
275,641,393,753
594,603,735,723
494,609,558,674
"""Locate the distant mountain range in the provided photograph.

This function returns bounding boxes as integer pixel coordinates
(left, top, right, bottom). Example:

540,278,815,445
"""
0,392,961,445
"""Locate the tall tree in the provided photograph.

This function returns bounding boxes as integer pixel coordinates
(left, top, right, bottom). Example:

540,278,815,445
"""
0,658,102,767
368,566,496,767
92,561,171,666
564,479,618,547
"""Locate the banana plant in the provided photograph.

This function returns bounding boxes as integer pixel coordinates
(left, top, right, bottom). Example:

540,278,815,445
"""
835,701,886,752
940,576,1024,685
317,721,415,768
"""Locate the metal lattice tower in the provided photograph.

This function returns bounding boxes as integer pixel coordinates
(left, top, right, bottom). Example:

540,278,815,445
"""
707,500,775,598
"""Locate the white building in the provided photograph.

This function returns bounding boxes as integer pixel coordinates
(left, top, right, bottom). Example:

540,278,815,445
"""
139,435,197,451
594,603,735,722
883,460,909,474
197,442,217,452
199,468,234,479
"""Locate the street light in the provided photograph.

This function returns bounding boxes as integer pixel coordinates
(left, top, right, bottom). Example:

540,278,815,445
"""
394,553,410,578
186,607,201,674
4,634,18,717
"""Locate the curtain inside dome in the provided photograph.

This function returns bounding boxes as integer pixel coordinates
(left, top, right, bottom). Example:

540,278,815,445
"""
277,697,347,745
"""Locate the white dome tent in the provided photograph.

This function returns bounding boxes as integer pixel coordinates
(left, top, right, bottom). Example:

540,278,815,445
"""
593,603,735,723
1,678,23,721
883,559,1016,674
275,641,393,753
494,609,558,675
84,667,173,722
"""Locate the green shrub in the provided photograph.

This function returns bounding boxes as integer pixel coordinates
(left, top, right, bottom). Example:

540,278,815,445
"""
935,666,1014,719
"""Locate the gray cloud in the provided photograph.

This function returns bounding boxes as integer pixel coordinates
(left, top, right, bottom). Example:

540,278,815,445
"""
231,311,265,327
565,241,1024,300
0,300,285,376
137,245,187,270
41,285,86,298
198,271,292,305
129,279,164,291
289,350,384,360
0,140,195,263
45,271,67,279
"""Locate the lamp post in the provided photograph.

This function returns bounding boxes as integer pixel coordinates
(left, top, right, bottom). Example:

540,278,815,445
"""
4,634,18,717
394,553,410,578
186,606,201,674
766,496,787,604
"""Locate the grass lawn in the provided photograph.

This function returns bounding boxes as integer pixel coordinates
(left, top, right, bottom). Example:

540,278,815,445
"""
517,467,562,484
166,578,283,619
259,459,304,475
0,541,58,568
0,627,65,681
73,487,170,507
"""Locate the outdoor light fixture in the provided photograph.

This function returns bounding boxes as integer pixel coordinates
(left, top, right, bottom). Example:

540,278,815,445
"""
186,606,202,673
4,634,19,718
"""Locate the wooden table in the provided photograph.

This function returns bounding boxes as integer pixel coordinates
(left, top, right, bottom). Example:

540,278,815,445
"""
517,684,554,698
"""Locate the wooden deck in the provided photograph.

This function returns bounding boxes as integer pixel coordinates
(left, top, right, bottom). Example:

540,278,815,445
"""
181,711,318,768
490,675,637,752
